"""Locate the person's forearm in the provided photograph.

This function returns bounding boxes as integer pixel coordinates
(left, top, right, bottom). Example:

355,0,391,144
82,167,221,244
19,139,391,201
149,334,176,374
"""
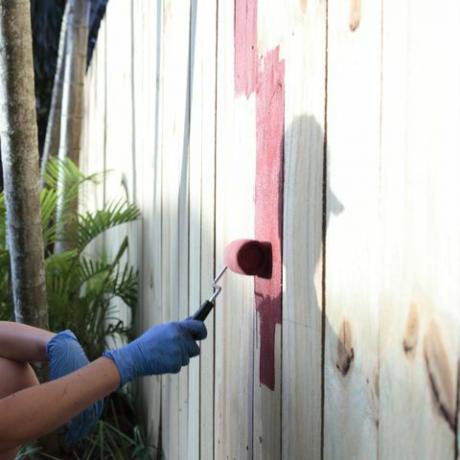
0,357,119,451
0,321,55,362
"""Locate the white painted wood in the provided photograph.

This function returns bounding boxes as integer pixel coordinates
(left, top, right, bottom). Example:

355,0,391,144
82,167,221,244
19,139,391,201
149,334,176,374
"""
282,1,326,459
157,1,191,458
324,1,382,458
379,1,460,458
214,1,256,458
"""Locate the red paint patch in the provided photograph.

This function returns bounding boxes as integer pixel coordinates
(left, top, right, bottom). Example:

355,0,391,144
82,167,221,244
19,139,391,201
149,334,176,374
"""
234,1,285,390
234,0,258,97
255,48,285,390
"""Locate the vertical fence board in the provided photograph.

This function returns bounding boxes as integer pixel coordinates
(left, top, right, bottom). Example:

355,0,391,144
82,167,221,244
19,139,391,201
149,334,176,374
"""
132,0,162,453
158,1,191,458
324,1,382,458
187,1,218,459
282,1,326,459
80,18,106,220
379,1,460,458
252,2,285,459
103,0,135,335
215,0,256,458
82,2,460,458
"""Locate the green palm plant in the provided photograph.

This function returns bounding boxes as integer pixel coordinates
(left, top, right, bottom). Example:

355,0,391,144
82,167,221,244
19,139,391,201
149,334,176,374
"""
0,158,140,360
2,159,156,458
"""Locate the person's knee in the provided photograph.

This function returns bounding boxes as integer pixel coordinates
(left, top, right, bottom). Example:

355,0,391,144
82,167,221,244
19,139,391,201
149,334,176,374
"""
0,357,39,398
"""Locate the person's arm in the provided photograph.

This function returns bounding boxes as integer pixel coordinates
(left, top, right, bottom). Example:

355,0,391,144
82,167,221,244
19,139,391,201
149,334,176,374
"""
0,321,55,362
0,357,119,453
0,319,207,451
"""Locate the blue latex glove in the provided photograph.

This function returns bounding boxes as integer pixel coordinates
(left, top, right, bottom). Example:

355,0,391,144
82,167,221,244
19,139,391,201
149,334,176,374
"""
46,330,104,445
103,319,207,387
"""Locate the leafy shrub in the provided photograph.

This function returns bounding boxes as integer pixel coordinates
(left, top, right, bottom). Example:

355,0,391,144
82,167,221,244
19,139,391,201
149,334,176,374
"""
0,159,155,458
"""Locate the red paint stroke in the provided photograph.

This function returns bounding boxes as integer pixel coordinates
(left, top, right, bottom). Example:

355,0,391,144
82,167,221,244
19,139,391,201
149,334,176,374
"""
254,48,285,390
234,0,285,390
234,0,258,97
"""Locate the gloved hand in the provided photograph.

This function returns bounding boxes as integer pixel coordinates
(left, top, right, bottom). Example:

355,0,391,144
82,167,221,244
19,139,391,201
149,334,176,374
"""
46,330,104,444
103,319,207,388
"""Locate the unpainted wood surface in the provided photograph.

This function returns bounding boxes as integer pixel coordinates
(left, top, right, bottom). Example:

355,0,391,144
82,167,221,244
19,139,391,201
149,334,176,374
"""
282,1,326,459
157,2,191,459
379,0,460,458
103,0,135,335
187,1,217,460
131,0,162,452
214,1,256,458
81,1,460,459
324,0,382,458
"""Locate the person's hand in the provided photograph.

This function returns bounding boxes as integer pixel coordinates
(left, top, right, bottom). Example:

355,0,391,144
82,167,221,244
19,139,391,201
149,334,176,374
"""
103,319,207,387
46,330,103,444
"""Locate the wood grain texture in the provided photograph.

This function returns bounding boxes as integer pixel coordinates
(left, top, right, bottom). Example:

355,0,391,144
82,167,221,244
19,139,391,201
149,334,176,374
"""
324,0,382,458
282,1,326,458
187,1,218,459
248,3,287,458
131,0,162,453
158,1,191,458
81,1,460,458
379,1,460,458
80,17,106,220
103,0,134,335
214,0,256,458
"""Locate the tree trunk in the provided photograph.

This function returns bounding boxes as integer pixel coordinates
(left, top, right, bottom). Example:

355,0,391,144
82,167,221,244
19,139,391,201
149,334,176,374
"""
55,0,90,253
59,0,90,165
0,0,48,328
40,0,70,179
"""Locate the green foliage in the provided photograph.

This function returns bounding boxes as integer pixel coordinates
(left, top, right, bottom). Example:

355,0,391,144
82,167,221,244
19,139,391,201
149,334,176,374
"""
0,158,141,360
0,159,154,458
17,392,156,459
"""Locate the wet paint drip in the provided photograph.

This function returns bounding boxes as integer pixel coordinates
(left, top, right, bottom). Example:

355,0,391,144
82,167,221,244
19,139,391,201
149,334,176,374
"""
234,0,285,390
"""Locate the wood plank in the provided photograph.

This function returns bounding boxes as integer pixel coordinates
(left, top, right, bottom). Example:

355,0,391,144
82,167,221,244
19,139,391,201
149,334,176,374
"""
187,1,218,459
103,0,134,333
379,1,460,458
323,1,382,458
131,0,162,454
80,17,106,222
214,0,256,457
158,1,191,458
187,4,200,458
252,2,285,459
281,1,326,458
197,1,217,455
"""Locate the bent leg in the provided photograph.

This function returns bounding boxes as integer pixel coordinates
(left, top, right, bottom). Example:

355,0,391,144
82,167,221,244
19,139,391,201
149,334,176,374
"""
0,357,39,460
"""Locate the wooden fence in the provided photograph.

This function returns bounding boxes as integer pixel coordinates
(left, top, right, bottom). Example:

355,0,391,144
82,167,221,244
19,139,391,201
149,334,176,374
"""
80,0,460,458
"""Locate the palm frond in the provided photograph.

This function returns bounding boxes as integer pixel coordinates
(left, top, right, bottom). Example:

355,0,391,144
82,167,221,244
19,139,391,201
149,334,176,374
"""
111,263,138,308
79,256,111,285
77,200,140,252
40,188,58,246
43,157,101,193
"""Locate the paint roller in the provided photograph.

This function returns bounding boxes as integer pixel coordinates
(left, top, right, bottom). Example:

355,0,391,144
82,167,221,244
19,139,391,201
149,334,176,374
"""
192,239,272,321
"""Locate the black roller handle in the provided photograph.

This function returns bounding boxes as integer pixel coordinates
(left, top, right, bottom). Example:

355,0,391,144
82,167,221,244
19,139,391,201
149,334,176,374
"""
192,300,215,322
